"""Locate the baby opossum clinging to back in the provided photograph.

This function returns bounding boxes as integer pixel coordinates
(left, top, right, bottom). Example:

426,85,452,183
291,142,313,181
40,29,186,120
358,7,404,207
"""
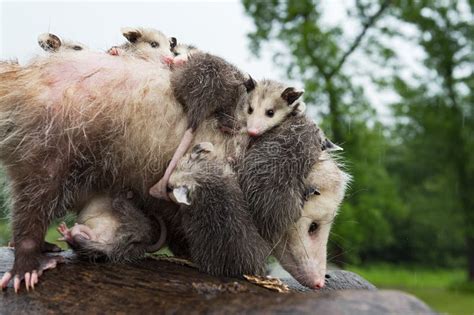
107,27,176,64
149,46,307,199
166,142,271,277
57,192,167,262
37,33,88,53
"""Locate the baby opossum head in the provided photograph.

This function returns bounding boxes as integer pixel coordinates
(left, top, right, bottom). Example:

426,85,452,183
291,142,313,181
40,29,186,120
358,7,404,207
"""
109,27,176,62
274,151,351,289
171,43,199,64
167,142,230,205
244,79,306,137
37,33,88,53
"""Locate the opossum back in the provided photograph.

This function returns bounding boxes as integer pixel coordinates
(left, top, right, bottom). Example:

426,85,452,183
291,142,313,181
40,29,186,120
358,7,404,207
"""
238,115,322,243
183,173,269,276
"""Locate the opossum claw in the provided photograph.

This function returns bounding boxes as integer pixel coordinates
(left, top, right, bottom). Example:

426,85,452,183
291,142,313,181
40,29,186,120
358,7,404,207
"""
0,272,12,290
1,255,64,292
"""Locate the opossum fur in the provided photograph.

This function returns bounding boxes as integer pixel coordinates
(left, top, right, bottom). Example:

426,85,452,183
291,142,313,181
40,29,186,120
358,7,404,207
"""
68,193,164,262
237,115,323,243
168,143,270,277
171,52,254,132
0,51,247,279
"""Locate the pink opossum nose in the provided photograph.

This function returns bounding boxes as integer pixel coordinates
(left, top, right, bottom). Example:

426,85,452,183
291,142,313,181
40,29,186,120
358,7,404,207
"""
247,128,261,137
312,278,325,289
162,56,175,65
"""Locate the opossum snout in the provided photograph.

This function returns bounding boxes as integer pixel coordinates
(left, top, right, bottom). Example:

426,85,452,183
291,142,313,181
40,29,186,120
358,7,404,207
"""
247,128,261,137
310,278,325,289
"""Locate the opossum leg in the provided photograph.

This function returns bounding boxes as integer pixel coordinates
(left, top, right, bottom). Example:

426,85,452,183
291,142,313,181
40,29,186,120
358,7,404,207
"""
7,240,62,252
149,128,195,200
3,185,63,292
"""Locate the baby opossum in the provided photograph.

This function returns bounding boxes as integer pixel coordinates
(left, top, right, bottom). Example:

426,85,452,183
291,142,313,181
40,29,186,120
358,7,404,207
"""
167,142,270,277
37,33,88,53
237,114,323,244
57,192,166,262
108,27,176,64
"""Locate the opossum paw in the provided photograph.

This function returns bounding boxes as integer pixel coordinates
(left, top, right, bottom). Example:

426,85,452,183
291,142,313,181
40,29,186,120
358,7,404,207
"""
1,255,64,293
57,222,72,241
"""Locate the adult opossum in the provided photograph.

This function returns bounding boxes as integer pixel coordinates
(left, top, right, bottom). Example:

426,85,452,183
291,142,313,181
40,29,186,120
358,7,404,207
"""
237,115,348,289
0,51,245,291
167,142,270,276
275,150,350,289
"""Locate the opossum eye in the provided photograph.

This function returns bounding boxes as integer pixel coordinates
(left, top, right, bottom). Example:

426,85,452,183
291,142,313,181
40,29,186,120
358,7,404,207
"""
308,222,319,235
72,46,83,51
248,106,253,115
266,109,274,117
150,41,160,48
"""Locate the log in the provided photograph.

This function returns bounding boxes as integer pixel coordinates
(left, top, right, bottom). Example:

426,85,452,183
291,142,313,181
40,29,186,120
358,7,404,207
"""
0,248,434,314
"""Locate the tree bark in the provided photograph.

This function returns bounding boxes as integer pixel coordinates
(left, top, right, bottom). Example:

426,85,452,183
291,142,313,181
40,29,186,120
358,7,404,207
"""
0,248,435,314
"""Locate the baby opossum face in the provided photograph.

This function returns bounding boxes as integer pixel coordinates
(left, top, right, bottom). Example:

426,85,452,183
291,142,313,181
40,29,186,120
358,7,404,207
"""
59,196,120,257
274,152,350,289
111,27,176,62
245,79,306,137
171,43,199,64
38,33,88,53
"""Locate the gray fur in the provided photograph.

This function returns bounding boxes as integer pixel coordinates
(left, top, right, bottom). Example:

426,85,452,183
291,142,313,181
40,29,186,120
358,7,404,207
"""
171,151,270,277
171,52,250,131
70,193,162,263
237,115,323,243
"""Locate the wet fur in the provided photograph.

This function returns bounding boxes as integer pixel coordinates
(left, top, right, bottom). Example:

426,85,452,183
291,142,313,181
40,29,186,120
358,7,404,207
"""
0,51,246,276
169,150,270,276
171,52,249,131
237,115,322,243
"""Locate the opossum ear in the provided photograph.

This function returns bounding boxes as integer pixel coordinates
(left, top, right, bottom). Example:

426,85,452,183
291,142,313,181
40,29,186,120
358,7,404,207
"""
281,87,304,105
172,186,191,206
170,37,177,49
322,138,343,152
244,75,256,92
38,33,62,52
121,27,142,43
190,142,214,160
304,187,321,201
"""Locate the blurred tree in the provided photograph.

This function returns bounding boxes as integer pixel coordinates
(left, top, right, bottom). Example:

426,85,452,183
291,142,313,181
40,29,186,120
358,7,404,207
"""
385,0,474,280
242,0,406,266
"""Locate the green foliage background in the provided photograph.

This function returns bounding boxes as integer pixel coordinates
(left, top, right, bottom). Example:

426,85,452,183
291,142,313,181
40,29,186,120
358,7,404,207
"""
242,0,473,274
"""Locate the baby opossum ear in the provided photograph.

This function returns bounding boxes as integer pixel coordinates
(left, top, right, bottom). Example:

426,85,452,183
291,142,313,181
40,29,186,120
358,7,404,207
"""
304,187,321,201
170,37,177,49
121,27,142,43
38,33,62,52
172,186,191,206
190,142,214,160
281,87,304,105
243,75,256,92
322,138,343,152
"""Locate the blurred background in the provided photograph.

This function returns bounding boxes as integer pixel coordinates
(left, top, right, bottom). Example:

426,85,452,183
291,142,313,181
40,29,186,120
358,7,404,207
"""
1,1,473,313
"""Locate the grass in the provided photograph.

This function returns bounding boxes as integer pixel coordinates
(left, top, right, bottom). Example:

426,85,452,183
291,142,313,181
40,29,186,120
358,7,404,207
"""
347,264,474,315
